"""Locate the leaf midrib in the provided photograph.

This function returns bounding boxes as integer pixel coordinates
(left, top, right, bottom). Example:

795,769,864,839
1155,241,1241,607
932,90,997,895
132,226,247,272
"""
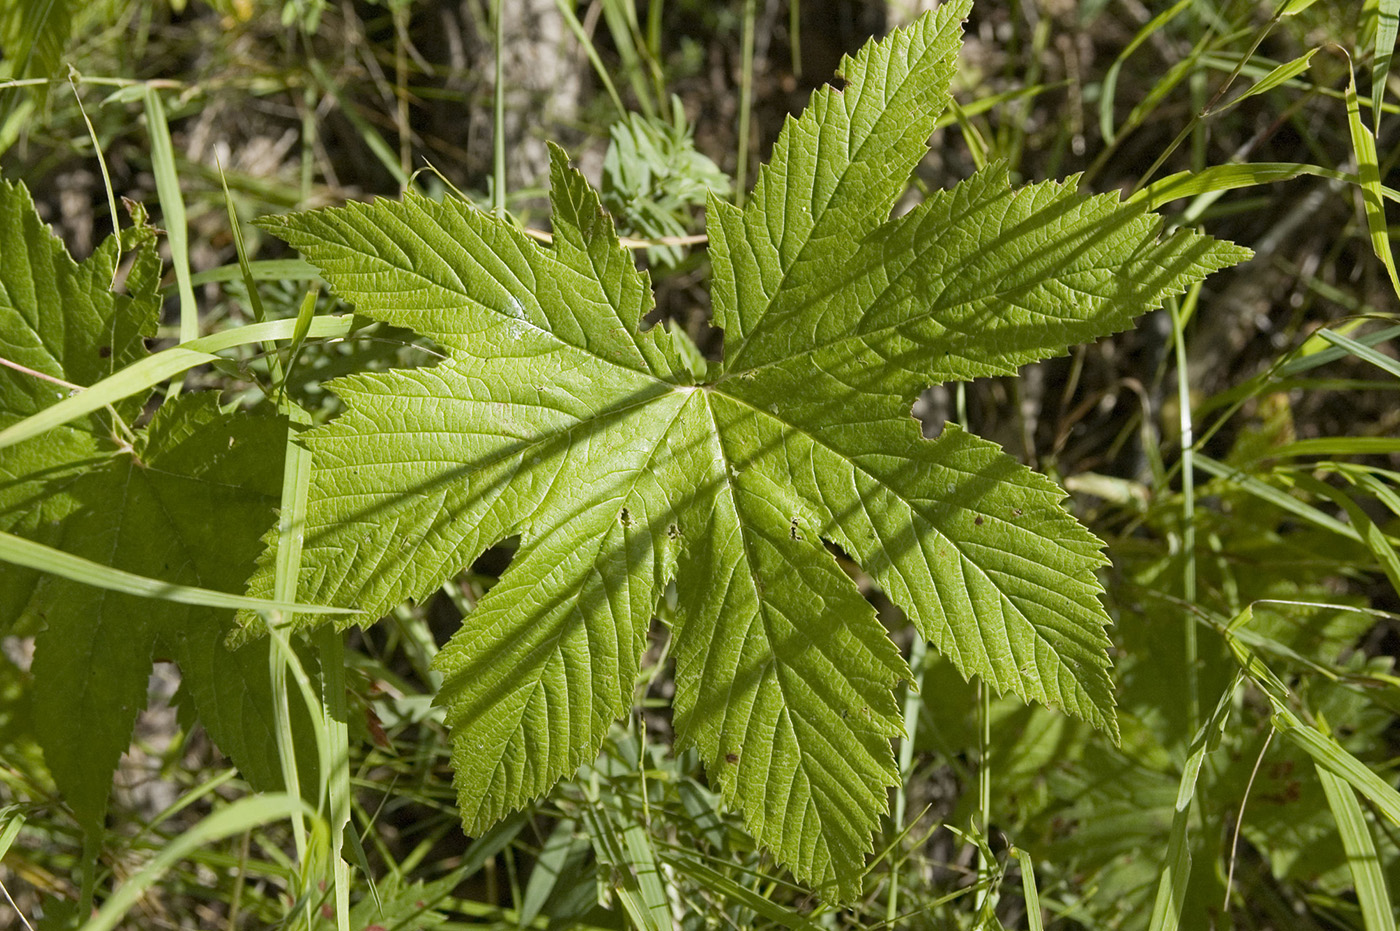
315,198,679,384
715,238,1141,388
719,15,958,374
694,387,885,878
709,384,1100,705
454,389,693,825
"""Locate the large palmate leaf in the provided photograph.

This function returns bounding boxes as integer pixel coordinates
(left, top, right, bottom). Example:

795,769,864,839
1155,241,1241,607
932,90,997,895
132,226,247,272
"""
241,0,1250,896
0,180,301,829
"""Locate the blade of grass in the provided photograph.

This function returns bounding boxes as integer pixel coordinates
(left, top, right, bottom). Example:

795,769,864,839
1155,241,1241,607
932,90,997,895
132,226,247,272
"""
974,680,993,915
267,397,317,883
1373,0,1398,136
281,286,320,401
1319,328,1400,379
663,855,824,931
263,612,334,927
1171,286,1203,735
735,0,757,204
0,0,68,127
1290,471,1400,597
886,636,927,924
307,59,410,190
1132,162,1352,210
1222,47,1318,109
1346,466,1400,518
1264,703,1400,827
0,345,214,446
646,0,663,65
1318,765,1398,931
600,0,660,118
1282,324,1400,375
0,315,356,451
1263,437,1400,457
216,158,287,398
580,793,672,931
79,793,313,931
947,98,989,170
144,86,198,390
0,810,21,864
1008,847,1044,931
1147,677,1238,931
931,82,1067,132
317,624,352,931
550,0,625,115
1098,0,1193,144
1345,54,1400,296
186,258,317,287
1194,454,1360,542
128,769,241,849
619,809,671,931
519,818,580,926
0,529,356,615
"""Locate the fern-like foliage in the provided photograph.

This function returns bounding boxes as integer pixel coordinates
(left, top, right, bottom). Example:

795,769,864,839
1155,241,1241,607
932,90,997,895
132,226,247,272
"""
240,0,1250,896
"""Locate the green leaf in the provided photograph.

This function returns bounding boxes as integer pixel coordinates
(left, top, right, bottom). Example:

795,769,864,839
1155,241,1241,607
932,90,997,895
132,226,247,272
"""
0,177,161,631
20,394,290,828
1318,765,1398,931
241,1,1250,897
0,180,305,827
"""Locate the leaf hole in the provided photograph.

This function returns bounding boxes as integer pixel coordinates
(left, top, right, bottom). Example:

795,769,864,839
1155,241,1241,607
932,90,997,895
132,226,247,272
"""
823,538,853,562
620,507,632,527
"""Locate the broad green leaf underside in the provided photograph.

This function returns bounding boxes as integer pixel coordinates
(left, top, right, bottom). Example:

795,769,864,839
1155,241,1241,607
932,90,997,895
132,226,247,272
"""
240,0,1251,898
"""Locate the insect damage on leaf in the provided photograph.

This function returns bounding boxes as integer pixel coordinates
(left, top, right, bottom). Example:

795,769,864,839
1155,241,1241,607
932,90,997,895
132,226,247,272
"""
239,0,1250,899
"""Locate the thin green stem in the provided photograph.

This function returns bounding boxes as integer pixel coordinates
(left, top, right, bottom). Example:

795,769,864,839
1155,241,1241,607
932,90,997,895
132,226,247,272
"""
735,0,757,205
143,87,198,395
268,635,307,867
492,0,506,219
67,74,121,287
79,832,98,919
316,625,351,931
789,0,802,78
887,636,927,924
553,0,625,116
1129,1,1295,195
395,2,411,184
1170,290,1201,736
974,679,992,916
646,0,663,62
